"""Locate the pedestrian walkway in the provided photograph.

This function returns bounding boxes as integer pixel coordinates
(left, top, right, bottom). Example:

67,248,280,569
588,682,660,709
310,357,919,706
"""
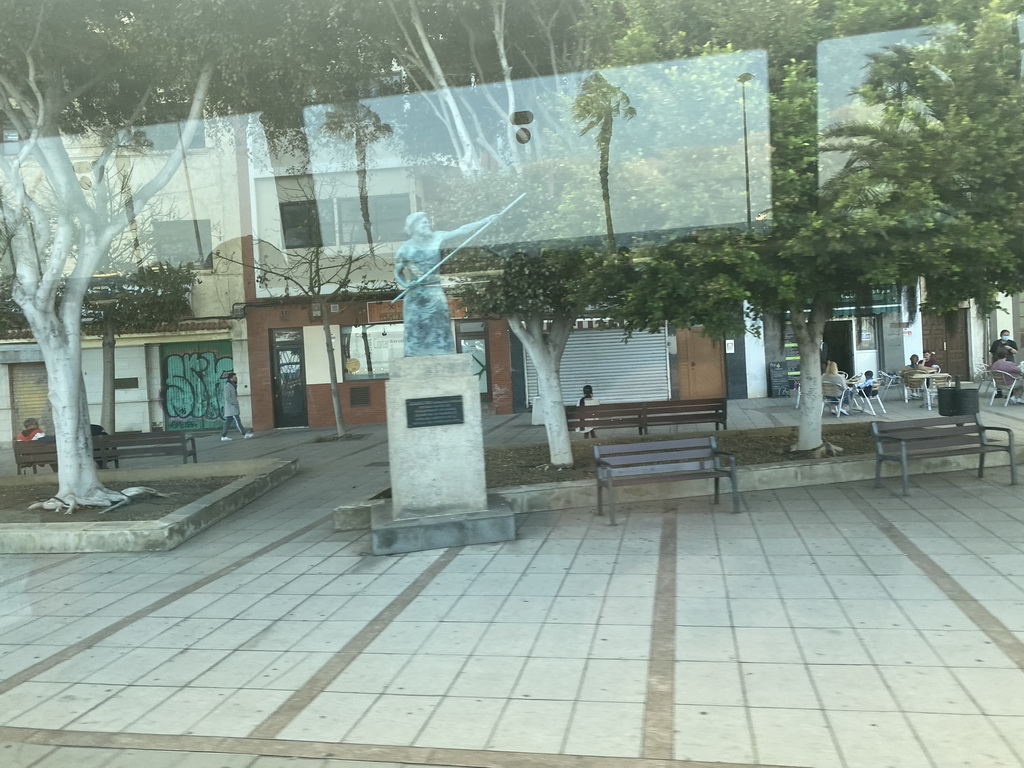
2,394,1024,767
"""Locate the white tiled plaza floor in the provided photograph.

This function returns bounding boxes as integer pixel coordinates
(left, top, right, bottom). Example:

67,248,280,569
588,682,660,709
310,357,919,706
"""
3,399,1024,767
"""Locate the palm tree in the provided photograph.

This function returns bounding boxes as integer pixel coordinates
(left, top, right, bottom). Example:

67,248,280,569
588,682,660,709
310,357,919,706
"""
571,72,636,253
323,102,393,255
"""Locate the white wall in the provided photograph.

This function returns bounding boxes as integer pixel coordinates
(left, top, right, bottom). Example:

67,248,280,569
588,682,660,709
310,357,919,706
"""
80,346,151,432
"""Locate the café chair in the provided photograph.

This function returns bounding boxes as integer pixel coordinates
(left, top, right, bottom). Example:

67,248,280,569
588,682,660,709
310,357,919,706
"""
989,370,1022,407
853,380,886,415
975,363,995,396
821,380,850,418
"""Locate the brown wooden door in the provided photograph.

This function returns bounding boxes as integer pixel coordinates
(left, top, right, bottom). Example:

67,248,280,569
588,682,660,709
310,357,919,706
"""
677,328,726,398
922,310,969,379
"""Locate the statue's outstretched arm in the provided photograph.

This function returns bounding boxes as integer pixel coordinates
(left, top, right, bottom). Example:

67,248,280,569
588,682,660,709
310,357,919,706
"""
438,214,498,244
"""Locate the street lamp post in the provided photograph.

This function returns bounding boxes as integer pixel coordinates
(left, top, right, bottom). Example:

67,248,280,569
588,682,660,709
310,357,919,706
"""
737,72,755,228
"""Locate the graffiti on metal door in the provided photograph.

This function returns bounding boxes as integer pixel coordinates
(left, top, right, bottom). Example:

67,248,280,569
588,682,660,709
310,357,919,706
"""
161,344,234,430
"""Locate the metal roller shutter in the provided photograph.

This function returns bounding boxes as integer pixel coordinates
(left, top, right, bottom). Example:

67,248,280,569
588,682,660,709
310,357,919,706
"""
10,362,52,433
525,327,670,405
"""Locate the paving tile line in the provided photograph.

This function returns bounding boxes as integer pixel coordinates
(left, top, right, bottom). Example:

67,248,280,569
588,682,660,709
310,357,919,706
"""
643,514,677,760
249,547,460,739
0,555,84,590
0,726,797,768
0,512,337,697
857,502,1024,669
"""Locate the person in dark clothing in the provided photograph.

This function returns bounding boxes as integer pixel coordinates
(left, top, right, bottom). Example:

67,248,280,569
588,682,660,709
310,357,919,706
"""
577,384,601,439
991,330,1018,363
990,330,1018,397
220,372,253,440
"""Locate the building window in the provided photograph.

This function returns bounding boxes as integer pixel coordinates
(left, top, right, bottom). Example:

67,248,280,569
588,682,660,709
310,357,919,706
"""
337,194,410,244
150,219,213,268
280,195,410,250
280,200,332,249
341,324,404,380
144,121,206,151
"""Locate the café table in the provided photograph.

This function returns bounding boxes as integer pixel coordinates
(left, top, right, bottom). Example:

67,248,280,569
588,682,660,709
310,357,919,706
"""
908,372,952,410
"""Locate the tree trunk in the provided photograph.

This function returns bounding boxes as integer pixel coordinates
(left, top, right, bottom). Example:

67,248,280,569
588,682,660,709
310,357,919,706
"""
790,304,829,452
321,302,347,438
36,315,124,509
101,312,116,432
508,314,573,467
599,120,615,253
403,3,480,173
356,140,375,255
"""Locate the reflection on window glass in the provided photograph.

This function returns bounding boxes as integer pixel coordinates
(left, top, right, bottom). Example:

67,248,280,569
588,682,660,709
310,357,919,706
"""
303,49,772,252
150,219,213,268
280,201,328,249
460,338,488,394
341,324,404,380
817,26,939,183
281,196,411,250
144,121,206,152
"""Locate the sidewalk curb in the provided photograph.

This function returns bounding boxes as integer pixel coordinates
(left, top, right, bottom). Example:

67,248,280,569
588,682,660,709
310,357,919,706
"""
0,459,298,553
334,453,1010,528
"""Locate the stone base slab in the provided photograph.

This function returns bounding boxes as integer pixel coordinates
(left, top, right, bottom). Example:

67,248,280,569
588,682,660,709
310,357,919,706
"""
0,459,298,553
336,494,516,555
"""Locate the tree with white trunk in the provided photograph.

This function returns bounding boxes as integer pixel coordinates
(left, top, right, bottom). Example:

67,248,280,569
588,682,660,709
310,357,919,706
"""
459,245,600,467
0,0,274,510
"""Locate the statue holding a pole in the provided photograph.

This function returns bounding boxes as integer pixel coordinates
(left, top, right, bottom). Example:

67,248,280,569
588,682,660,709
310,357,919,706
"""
393,194,525,357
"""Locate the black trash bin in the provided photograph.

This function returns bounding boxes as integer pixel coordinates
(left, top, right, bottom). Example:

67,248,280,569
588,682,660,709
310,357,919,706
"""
957,386,980,415
937,383,981,416
937,387,958,416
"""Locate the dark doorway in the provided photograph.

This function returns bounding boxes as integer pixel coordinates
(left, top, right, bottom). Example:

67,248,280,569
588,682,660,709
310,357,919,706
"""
823,320,854,375
922,310,969,379
271,329,308,428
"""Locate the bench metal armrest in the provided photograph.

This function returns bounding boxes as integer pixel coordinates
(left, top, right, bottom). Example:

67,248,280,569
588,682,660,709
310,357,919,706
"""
712,450,737,470
979,425,1014,446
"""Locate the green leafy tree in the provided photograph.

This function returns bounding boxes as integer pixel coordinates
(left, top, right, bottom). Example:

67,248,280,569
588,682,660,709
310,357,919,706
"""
86,264,198,433
596,0,1008,454
460,245,602,467
820,13,1024,313
0,0,377,510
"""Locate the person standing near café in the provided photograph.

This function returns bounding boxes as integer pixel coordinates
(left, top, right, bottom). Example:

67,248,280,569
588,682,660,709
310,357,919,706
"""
991,329,1018,363
220,372,253,441
990,330,1018,398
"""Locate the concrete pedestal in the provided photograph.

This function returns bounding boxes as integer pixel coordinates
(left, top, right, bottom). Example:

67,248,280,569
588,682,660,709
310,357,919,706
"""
371,354,514,554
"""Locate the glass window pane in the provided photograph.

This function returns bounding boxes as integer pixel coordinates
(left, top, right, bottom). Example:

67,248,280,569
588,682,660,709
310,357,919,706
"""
341,324,403,380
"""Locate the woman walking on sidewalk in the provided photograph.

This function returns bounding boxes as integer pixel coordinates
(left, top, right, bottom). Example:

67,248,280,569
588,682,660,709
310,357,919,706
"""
220,372,253,440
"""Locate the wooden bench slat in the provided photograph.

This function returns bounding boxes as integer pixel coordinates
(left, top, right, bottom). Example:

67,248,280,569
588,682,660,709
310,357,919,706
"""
872,414,1016,496
594,435,740,524
599,452,715,468
14,431,198,474
594,437,719,454
600,460,717,476
566,397,727,435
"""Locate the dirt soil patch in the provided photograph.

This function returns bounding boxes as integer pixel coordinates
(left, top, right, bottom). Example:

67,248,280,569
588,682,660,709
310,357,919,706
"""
483,423,875,489
0,477,239,524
